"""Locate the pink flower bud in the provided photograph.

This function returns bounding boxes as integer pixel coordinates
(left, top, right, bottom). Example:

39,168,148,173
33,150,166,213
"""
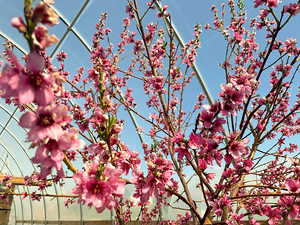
11,17,26,33
198,159,208,170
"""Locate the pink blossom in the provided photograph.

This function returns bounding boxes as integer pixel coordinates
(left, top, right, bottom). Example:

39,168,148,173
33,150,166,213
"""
242,159,253,171
285,179,300,193
73,161,125,213
200,110,214,128
254,0,266,8
254,0,278,8
149,76,164,92
212,117,226,132
4,0,300,222
175,145,191,161
0,52,55,106
89,108,108,129
11,17,26,33
222,168,235,178
234,31,243,42
262,206,282,225
220,83,246,115
19,104,72,142
133,154,175,204
267,0,279,8
206,173,216,181
32,128,83,178
32,25,58,49
86,142,108,159
278,196,300,218
56,51,68,61
284,4,300,16
188,132,204,149
171,132,184,143
259,9,270,18
198,159,207,170
21,52,55,105
275,64,292,76
123,18,130,26
32,1,59,26
228,138,249,161
212,195,232,217
115,148,141,175
0,64,22,100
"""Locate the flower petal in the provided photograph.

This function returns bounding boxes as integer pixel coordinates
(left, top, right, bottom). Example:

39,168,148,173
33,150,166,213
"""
19,112,37,129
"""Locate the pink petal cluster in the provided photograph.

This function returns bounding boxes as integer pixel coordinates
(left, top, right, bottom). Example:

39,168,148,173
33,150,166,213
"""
175,145,191,161
11,0,58,50
254,0,279,8
262,206,282,225
0,51,55,105
19,104,72,142
133,154,177,205
11,17,26,33
285,179,300,193
199,109,226,132
228,138,249,161
32,128,83,178
32,25,58,50
212,195,232,217
278,196,300,219
72,160,125,213
32,1,59,26
284,3,300,16
220,83,246,115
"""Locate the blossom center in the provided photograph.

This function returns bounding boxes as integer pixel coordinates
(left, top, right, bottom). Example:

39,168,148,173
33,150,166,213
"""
87,179,103,195
93,183,102,194
45,139,59,150
29,72,44,88
38,113,55,126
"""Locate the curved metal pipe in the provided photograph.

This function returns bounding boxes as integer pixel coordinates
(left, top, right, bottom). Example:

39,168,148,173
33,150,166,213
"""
0,141,34,224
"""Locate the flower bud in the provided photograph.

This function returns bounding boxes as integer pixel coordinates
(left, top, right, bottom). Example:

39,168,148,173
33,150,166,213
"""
11,17,27,33
33,2,59,26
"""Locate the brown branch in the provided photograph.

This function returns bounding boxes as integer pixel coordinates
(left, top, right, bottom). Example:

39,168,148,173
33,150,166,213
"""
231,192,300,200
63,157,77,174
0,191,78,198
